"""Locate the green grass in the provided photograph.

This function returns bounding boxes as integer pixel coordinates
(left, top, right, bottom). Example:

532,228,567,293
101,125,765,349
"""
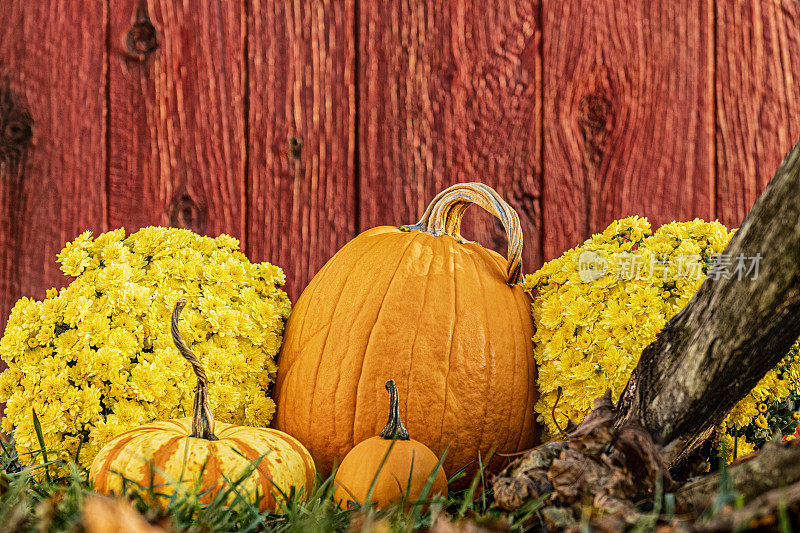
0,436,547,533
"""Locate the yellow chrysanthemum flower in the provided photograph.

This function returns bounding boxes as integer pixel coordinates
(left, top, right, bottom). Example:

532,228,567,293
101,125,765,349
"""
0,227,291,471
525,216,800,457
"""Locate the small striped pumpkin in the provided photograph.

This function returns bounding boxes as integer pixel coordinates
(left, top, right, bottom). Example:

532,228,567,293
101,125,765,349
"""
90,300,315,511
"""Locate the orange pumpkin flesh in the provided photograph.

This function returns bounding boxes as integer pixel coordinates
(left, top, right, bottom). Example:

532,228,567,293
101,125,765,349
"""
274,183,539,480
333,380,447,508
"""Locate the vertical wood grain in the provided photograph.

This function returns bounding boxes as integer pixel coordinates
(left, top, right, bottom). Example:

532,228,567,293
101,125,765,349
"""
107,0,247,240
0,2,107,330
716,0,800,229
542,0,715,258
247,0,357,302
358,1,543,272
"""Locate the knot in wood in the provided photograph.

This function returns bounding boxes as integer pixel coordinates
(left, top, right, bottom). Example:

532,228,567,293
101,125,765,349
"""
0,84,33,166
578,93,612,166
126,21,158,56
579,94,611,132
126,2,158,58
288,136,303,158
169,192,207,233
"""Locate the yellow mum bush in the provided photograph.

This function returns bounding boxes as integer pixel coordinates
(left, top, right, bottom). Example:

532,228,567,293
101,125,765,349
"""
0,227,291,470
524,216,800,453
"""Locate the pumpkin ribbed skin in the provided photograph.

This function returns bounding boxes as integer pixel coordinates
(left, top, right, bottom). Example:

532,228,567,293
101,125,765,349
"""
333,436,447,508
90,418,315,511
333,379,447,508
274,225,539,478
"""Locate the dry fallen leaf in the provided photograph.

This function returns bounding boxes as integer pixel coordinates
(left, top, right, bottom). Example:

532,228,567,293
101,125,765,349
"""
494,390,671,529
346,513,393,533
428,514,511,533
82,495,165,533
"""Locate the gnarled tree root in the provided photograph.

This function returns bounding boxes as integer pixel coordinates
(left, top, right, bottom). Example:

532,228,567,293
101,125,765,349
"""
494,390,669,528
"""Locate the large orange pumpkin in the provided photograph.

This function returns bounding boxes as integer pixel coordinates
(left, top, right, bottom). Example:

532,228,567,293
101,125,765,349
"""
273,183,539,479
90,300,316,512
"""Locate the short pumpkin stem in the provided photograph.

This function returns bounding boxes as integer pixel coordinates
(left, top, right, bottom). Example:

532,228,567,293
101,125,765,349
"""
171,299,218,441
400,182,523,285
379,379,410,441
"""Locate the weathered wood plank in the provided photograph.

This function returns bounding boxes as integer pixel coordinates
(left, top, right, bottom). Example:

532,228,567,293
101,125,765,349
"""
715,0,800,228
107,0,246,241
358,1,543,273
542,0,714,258
0,1,107,330
247,0,357,302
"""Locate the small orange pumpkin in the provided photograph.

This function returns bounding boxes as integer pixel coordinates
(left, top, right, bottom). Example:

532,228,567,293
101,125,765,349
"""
333,379,447,508
274,183,539,480
90,300,316,512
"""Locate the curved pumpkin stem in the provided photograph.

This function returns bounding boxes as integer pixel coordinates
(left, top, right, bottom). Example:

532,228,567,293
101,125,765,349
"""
171,299,218,441
379,379,410,441
401,182,523,285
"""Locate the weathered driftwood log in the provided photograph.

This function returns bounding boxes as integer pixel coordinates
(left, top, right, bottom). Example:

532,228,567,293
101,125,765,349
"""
690,479,800,532
614,136,800,473
677,438,800,515
494,136,800,512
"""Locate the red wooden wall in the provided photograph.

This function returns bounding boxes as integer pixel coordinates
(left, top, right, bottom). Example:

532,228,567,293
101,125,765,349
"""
1,0,799,327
